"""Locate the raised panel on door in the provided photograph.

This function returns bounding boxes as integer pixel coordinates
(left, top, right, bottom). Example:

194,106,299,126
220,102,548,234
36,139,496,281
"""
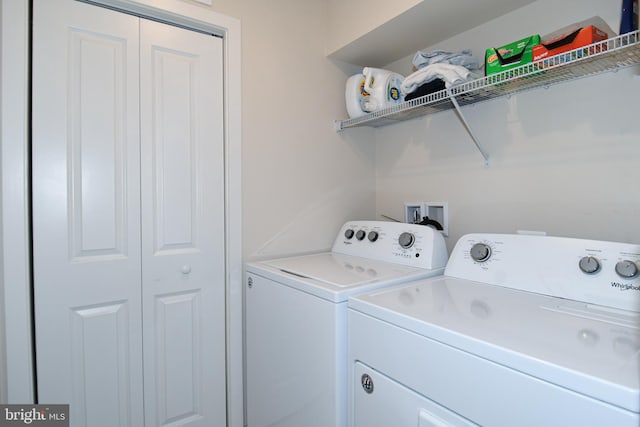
139,19,226,427
32,1,143,426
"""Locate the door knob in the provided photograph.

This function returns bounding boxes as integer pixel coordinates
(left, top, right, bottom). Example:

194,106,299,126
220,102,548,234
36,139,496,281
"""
181,265,192,274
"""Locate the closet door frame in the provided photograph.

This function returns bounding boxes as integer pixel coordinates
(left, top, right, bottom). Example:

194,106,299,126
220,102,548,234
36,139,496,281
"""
0,0,243,425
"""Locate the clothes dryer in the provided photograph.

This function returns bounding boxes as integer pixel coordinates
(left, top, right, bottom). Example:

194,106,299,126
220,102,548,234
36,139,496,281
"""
349,233,640,427
245,220,448,427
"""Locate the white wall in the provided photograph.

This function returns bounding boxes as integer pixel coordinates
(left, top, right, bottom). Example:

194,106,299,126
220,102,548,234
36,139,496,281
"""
207,0,377,259
326,0,420,55
176,0,639,256
374,0,640,251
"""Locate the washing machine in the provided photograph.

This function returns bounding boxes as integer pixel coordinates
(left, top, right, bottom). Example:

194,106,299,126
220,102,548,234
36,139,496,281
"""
245,220,448,427
349,233,640,427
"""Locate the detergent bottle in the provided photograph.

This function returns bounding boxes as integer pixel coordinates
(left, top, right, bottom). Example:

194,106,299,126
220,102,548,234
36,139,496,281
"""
620,0,639,34
361,67,404,112
345,73,370,118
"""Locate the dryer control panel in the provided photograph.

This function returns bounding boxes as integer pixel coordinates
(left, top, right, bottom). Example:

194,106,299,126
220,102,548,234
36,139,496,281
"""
445,233,640,313
332,221,448,270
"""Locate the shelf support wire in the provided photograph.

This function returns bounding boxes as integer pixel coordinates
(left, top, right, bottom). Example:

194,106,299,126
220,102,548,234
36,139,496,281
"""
447,87,490,167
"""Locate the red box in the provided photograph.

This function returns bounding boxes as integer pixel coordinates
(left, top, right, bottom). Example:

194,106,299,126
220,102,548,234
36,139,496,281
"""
532,25,608,61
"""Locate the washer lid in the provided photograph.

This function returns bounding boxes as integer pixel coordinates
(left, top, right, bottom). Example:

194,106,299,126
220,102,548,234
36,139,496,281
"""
250,252,443,303
263,252,424,288
349,276,640,413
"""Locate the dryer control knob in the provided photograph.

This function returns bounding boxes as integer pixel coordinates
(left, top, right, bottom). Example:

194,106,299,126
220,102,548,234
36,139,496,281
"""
368,231,379,242
579,256,601,274
344,229,355,239
615,260,639,278
356,230,366,241
398,232,415,249
470,243,491,262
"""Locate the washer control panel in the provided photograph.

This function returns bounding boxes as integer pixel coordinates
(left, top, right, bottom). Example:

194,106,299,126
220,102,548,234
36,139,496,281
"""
332,221,448,270
445,233,640,312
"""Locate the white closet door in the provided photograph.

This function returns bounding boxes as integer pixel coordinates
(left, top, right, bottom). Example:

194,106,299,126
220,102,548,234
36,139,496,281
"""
32,1,144,426
139,20,226,427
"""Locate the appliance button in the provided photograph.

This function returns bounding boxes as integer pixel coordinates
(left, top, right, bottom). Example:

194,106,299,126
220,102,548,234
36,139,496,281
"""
470,243,492,262
368,231,379,242
615,260,639,278
356,230,366,241
361,374,374,394
579,256,601,274
344,229,355,239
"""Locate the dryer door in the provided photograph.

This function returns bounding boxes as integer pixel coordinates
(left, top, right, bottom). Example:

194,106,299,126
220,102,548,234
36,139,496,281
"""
353,362,478,427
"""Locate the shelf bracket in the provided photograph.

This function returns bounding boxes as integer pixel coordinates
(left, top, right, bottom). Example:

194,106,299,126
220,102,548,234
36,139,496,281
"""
447,87,490,167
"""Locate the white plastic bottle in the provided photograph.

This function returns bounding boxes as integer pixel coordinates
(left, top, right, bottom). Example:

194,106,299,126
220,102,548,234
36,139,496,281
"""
345,73,369,118
362,67,404,112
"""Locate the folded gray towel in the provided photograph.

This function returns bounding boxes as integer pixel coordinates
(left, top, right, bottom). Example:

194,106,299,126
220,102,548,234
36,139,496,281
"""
412,49,480,71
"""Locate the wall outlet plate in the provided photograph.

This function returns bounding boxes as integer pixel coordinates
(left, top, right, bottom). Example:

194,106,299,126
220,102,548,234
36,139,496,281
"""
424,202,448,237
404,202,423,224
404,201,448,237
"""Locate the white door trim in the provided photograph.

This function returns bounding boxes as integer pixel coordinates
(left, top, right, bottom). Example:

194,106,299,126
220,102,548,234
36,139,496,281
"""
0,1,243,425
0,0,34,404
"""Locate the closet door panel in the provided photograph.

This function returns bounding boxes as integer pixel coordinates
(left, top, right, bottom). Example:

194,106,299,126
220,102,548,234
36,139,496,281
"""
154,291,202,420
32,1,143,426
148,47,197,251
140,20,226,427
70,301,133,426
69,30,129,258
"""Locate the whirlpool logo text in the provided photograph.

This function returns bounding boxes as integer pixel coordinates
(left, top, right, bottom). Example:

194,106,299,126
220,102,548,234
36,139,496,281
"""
611,282,640,291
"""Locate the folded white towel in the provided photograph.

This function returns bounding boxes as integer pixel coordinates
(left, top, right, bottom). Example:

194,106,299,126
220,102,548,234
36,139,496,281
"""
401,63,476,94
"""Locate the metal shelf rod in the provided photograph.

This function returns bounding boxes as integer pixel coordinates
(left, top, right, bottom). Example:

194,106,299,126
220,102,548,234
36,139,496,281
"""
447,88,489,167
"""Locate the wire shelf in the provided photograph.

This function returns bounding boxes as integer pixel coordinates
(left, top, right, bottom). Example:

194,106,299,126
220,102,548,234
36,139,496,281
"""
335,31,640,131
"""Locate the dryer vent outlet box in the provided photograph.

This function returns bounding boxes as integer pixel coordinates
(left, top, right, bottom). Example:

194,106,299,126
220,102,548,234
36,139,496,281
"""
404,202,448,237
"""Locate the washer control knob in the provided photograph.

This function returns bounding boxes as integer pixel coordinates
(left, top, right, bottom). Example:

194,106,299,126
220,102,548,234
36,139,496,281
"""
615,260,639,279
356,230,366,241
344,229,355,239
368,231,379,242
470,243,492,262
579,256,601,274
398,232,415,249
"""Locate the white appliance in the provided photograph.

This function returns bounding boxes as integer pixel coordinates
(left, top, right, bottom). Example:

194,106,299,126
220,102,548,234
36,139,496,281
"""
349,233,640,427
245,220,449,427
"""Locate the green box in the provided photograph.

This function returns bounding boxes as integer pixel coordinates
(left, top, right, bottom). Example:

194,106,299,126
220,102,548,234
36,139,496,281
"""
485,35,541,76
